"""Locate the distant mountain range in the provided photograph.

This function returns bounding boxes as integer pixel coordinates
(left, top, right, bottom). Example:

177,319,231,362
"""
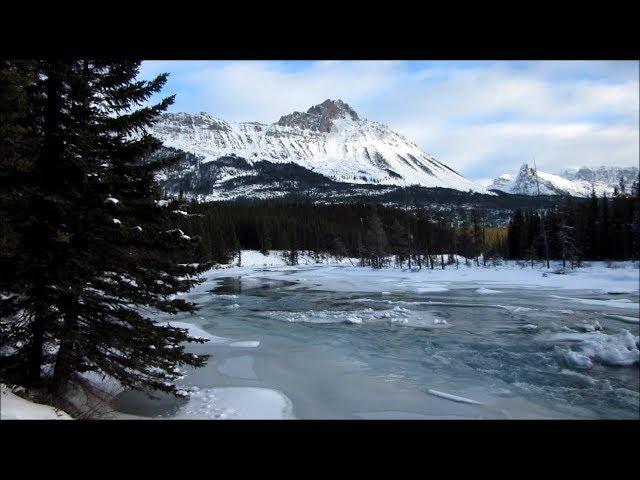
149,99,490,200
489,164,639,197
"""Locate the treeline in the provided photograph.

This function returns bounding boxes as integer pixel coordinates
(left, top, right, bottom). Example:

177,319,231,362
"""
0,60,208,407
507,187,640,264
176,201,507,268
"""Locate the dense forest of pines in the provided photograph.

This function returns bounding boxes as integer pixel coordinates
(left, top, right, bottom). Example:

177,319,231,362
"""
175,183,639,269
176,200,509,268
507,186,640,265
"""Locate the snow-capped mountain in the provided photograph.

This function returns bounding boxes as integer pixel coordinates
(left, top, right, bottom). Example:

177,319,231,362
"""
150,99,489,195
561,166,639,190
489,164,639,197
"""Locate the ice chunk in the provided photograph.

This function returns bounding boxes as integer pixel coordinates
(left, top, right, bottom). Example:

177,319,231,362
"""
559,349,593,369
547,330,639,367
427,389,482,405
476,287,502,294
229,340,260,348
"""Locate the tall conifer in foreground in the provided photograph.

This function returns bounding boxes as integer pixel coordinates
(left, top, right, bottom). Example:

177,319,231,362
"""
0,60,210,397
50,61,210,396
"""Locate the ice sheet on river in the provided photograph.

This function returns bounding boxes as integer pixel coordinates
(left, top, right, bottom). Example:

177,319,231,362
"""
550,295,639,310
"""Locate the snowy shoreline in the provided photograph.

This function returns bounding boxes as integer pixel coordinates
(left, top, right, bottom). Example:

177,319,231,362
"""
205,250,640,296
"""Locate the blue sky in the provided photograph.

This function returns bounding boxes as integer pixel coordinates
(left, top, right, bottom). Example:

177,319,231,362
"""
139,61,639,185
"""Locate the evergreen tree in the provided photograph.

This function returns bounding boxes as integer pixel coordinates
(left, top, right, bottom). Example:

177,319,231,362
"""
331,236,348,260
1,61,210,398
390,218,408,267
364,207,388,268
259,219,271,255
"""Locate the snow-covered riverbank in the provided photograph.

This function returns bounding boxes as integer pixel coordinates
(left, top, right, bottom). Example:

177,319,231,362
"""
1,384,72,420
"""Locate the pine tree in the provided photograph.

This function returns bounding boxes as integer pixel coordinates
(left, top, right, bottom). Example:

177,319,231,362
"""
1,61,210,398
365,207,388,268
471,206,484,266
390,218,408,267
331,236,348,260
259,219,271,256
286,228,299,266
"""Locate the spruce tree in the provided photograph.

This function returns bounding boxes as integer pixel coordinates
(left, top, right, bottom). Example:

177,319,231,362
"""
1,60,210,398
365,207,387,268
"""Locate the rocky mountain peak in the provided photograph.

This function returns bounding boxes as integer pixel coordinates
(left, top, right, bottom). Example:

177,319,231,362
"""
307,99,359,122
276,99,359,132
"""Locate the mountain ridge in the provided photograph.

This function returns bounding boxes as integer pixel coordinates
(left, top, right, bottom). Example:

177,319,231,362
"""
149,99,490,195
489,164,639,197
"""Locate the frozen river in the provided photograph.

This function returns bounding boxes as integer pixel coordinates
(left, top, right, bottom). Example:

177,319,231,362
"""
113,257,640,419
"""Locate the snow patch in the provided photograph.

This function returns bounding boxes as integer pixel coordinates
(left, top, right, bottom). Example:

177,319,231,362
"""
1,385,72,420
174,387,294,419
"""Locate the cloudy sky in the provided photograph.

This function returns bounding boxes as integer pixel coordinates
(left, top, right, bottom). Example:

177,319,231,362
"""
139,61,639,186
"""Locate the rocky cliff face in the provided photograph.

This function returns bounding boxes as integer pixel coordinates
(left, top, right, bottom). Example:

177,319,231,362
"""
277,99,359,132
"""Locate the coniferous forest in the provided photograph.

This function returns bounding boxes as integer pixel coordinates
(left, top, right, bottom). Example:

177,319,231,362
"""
506,190,640,265
175,200,510,268
173,186,640,269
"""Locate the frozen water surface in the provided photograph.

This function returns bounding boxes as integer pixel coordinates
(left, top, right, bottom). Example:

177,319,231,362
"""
113,260,639,419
